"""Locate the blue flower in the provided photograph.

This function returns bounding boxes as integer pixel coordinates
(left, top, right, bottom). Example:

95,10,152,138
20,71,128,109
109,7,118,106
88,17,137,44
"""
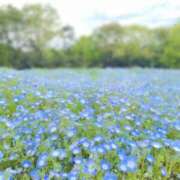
117,149,126,160
60,172,68,178
36,153,48,168
119,163,128,172
29,169,41,180
72,147,81,155
83,159,97,176
0,171,4,180
67,127,77,138
73,157,83,165
82,139,91,149
49,171,61,178
96,145,106,154
0,151,4,161
68,174,77,180
51,149,60,158
103,172,118,180
109,141,118,150
171,141,180,152
93,136,104,143
119,156,137,173
173,121,180,131
21,160,32,168
151,142,162,149
146,154,155,163
44,174,49,180
68,170,79,180
161,167,167,176
100,159,111,171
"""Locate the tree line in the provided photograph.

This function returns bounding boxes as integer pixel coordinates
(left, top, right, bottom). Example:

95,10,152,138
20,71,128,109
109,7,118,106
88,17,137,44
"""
0,4,179,69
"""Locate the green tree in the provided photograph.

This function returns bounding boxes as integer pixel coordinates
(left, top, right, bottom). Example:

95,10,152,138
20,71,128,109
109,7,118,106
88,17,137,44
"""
70,36,102,67
161,24,180,68
0,4,64,68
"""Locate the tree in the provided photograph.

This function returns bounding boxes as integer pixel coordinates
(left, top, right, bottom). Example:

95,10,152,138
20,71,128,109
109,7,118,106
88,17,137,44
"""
0,4,64,68
69,36,102,67
92,23,125,66
161,24,180,68
61,25,75,49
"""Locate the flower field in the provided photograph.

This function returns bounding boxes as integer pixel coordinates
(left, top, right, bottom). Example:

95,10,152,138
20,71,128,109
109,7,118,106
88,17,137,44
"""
0,68,179,180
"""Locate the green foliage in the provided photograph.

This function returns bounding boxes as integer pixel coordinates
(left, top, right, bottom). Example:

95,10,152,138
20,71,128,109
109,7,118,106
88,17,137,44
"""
70,36,103,67
0,4,179,68
161,24,180,68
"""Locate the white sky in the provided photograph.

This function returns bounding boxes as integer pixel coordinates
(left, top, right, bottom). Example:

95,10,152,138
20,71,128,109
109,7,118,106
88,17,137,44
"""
0,0,179,35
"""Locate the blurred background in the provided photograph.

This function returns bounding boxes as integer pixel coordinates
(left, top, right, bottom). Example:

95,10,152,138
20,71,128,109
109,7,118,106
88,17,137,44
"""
0,0,179,69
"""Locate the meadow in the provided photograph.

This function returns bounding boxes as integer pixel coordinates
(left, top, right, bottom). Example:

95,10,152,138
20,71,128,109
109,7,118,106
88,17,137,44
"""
0,68,179,180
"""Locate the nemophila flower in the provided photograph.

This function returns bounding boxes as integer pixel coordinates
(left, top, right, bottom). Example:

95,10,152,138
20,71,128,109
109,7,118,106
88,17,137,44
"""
67,170,79,180
49,171,61,178
151,142,162,149
6,168,22,176
103,172,118,180
171,141,180,152
9,153,19,161
50,134,59,141
103,143,112,151
3,143,10,150
67,127,77,138
135,120,142,126
128,141,137,149
48,124,57,133
82,139,91,149
60,172,68,178
0,172,4,180
100,159,111,171
15,109,23,118
137,140,150,148
36,153,48,168
163,139,171,147
36,126,46,134
21,160,32,168
161,167,167,176
146,154,155,163
94,135,104,143
117,149,126,160
72,147,81,155
109,141,118,150
108,126,116,134
83,159,97,176
131,130,140,137
73,157,83,165
13,95,23,103
34,135,41,143
0,100,6,106
50,148,67,160
152,132,164,139
119,156,138,173
26,146,37,157
51,149,60,158
96,145,106,154
67,174,77,180
70,142,79,150
44,174,49,180
29,169,41,180
6,121,16,129
0,151,3,161
118,162,128,172
89,145,97,154
173,121,180,131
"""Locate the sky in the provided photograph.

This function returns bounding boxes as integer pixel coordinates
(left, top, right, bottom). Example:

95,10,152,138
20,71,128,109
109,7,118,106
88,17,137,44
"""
0,0,179,35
